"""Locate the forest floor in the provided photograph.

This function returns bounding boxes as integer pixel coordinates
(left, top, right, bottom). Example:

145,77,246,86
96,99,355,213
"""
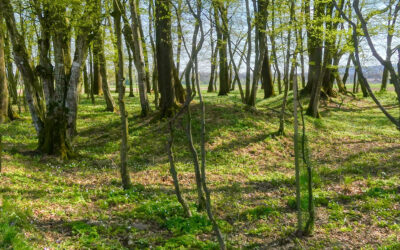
1,88,400,249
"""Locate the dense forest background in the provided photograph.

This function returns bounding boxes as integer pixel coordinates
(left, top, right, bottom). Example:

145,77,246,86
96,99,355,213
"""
0,0,400,249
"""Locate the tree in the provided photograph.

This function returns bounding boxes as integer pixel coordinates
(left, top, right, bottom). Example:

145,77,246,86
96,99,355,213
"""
303,0,324,95
124,0,151,117
381,1,400,92
213,0,230,96
334,0,400,130
1,0,98,158
156,0,177,117
113,0,133,190
94,28,117,112
0,14,8,123
259,0,275,99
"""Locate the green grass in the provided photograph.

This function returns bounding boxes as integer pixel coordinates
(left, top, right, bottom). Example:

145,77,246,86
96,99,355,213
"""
1,87,400,249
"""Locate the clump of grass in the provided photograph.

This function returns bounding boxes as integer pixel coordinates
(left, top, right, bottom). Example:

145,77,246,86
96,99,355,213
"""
0,199,31,249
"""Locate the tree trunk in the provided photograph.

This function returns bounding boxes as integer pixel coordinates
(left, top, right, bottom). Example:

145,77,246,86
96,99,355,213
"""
380,3,399,91
95,29,117,112
136,0,152,94
307,52,328,118
213,2,229,96
92,46,103,96
123,0,151,116
126,38,135,98
0,16,8,123
4,31,17,105
303,0,324,95
342,54,352,85
113,0,133,190
1,0,46,135
83,64,89,95
156,0,177,117
258,0,274,99
270,0,282,94
208,10,217,93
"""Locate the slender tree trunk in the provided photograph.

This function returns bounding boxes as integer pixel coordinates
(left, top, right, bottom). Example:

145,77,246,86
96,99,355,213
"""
293,67,302,235
245,0,252,103
270,0,281,94
126,38,135,98
0,16,8,123
123,0,151,116
342,54,352,85
136,0,152,94
95,29,117,112
92,43,103,96
195,52,227,250
89,46,96,104
4,32,17,105
113,0,132,190
148,0,159,107
167,121,191,217
83,64,89,95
